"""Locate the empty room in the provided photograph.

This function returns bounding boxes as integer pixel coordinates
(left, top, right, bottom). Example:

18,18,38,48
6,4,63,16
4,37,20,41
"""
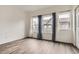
0,5,79,54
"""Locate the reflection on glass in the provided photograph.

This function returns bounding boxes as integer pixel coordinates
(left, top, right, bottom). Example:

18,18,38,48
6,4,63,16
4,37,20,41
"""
58,12,71,30
42,14,52,33
32,17,38,33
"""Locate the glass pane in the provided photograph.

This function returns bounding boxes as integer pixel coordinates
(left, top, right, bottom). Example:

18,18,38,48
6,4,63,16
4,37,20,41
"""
42,14,52,33
32,17,38,33
42,14,52,40
59,12,70,18
30,16,38,38
58,12,71,30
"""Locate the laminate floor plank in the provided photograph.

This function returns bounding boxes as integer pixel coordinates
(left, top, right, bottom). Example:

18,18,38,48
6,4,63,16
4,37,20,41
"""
0,39,79,54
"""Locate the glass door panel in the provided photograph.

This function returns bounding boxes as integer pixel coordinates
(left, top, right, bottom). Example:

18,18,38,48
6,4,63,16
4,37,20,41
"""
42,14,53,40
30,16,38,38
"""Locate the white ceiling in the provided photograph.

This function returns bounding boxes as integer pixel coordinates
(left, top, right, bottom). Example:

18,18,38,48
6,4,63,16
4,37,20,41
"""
14,5,74,12
15,5,53,12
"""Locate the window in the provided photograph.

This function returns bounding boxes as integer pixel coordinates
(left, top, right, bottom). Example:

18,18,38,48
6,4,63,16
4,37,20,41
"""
42,14,52,33
57,11,71,30
32,16,38,33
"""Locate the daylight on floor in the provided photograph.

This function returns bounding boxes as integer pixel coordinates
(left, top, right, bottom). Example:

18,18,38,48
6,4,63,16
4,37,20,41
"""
0,5,79,54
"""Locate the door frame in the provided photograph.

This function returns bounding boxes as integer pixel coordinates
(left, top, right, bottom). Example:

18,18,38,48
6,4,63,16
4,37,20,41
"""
75,5,79,48
52,13,56,42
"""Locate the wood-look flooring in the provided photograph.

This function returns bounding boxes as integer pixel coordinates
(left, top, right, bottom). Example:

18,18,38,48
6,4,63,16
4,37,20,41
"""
0,38,79,54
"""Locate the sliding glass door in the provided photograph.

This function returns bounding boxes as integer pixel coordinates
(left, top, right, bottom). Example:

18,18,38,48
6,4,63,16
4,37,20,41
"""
42,14,53,40
30,14,55,41
56,11,71,43
30,16,38,38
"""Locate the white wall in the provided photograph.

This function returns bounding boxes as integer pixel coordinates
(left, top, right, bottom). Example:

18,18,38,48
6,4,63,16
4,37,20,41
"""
25,12,31,37
75,6,79,48
72,6,77,46
30,5,74,43
0,6,28,44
